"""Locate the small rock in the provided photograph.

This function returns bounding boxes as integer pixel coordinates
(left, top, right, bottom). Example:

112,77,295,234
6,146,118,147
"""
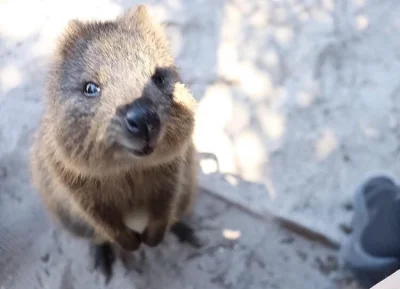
342,153,351,163
340,223,353,234
222,229,241,240
41,253,50,263
315,255,339,275
342,202,353,211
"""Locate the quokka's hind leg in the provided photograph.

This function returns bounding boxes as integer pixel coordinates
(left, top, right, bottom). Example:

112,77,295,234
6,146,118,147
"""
171,145,204,248
55,204,96,239
55,204,117,284
170,220,204,248
91,242,116,285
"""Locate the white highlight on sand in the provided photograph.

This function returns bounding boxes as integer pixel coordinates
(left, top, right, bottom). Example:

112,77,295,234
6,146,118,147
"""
0,65,22,95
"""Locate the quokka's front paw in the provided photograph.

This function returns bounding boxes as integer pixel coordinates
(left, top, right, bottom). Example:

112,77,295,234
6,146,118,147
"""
141,219,167,247
115,229,141,251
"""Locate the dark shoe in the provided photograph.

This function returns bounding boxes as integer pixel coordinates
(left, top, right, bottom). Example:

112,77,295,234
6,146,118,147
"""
340,176,400,288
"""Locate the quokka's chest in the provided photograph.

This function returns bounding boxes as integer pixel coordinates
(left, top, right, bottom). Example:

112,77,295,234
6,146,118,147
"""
95,176,159,233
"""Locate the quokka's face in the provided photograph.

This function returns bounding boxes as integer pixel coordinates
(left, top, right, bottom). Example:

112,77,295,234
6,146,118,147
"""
47,5,196,171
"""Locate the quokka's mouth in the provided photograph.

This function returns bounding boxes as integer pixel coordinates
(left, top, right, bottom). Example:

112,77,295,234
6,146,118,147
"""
116,136,157,158
131,144,155,157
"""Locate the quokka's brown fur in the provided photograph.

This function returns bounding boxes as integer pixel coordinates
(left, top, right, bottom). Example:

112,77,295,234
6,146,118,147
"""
29,4,199,261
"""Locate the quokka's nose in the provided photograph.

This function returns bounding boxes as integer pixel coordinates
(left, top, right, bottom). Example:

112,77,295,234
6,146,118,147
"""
124,98,160,142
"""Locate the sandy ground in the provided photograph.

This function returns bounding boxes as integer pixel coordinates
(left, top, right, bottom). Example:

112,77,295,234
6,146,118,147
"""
0,188,358,289
0,0,397,287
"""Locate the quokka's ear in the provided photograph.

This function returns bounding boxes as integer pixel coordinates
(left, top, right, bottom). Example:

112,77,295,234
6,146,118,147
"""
119,5,154,29
66,19,85,33
55,19,86,59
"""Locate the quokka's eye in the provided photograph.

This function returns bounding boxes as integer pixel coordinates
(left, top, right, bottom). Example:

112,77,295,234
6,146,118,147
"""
152,70,165,88
84,82,101,97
